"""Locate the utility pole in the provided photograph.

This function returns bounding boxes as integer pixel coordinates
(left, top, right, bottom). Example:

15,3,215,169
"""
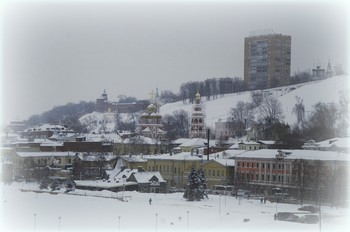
207,129,210,161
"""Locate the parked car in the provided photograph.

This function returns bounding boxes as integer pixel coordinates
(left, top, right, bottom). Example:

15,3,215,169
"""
298,205,319,213
300,215,319,224
167,187,179,193
236,189,249,197
275,212,300,222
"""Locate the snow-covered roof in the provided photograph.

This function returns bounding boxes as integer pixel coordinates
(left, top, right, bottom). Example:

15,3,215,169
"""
239,141,260,145
179,138,215,148
16,151,73,158
234,149,350,161
124,155,147,163
83,133,122,143
202,158,235,167
146,152,203,161
108,167,138,182
123,136,159,145
315,137,350,148
130,172,165,183
74,180,137,188
23,124,71,133
76,152,116,161
172,138,191,144
258,140,276,145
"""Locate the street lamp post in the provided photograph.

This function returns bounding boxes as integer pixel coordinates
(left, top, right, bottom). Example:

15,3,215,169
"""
34,214,37,232
58,216,61,232
186,211,189,231
155,213,158,232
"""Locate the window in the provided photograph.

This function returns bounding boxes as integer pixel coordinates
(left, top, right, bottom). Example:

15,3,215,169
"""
262,174,265,181
237,162,240,167
209,170,211,176
242,163,245,168
247,163,250,168
217,170,219,176
262,163,265,169
273,164,275,169
267,164,270,169
257,163,259,168
267,175,270,181
174,167,177,174
213,170,215,176
252,163,254,168
256,174,259,180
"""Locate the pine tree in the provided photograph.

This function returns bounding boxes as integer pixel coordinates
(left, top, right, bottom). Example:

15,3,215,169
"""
183,168,208,201
197,168,208,200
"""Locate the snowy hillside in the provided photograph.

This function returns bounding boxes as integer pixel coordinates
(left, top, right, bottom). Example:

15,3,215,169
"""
78,75,349,133
79,111,138,134
160,75,349,128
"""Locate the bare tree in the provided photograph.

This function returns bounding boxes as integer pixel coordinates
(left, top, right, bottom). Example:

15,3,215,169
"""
258,95,284,123
292,159,308,205
228,101,254,137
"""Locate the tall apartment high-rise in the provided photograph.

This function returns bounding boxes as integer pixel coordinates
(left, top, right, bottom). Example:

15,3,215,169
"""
244,33,291,90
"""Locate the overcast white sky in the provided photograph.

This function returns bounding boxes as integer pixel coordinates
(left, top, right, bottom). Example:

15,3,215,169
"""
0,0,349,124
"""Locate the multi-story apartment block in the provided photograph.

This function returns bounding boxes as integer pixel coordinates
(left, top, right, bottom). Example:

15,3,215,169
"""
244,33,291,90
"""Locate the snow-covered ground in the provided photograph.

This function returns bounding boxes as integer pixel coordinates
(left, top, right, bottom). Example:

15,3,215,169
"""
75,75,349,134
1,182,349,232
160,75,349,128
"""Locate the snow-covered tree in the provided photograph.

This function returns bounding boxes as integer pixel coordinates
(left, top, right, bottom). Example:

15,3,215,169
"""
183,168,208,201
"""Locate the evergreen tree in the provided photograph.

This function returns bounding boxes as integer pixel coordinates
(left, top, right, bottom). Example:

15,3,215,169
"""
197,168,208,200
183,168,208,201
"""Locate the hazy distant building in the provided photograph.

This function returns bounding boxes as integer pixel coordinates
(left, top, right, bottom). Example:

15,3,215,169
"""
244,33,291,90
95,89,148,113
138,92,166,140
189,91,206,139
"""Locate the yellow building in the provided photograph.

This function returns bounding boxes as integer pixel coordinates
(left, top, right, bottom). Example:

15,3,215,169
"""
146,152,203,188
200,158,235,189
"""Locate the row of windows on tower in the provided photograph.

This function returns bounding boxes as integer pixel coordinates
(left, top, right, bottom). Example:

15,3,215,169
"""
237,172,290,183
237,162,290,170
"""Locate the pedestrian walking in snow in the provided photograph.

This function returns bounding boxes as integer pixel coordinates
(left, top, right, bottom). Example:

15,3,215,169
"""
149,198,152,205
260,197,263,204
263,197,266,204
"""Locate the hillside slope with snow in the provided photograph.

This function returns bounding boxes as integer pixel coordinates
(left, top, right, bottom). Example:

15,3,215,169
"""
160,75,349,128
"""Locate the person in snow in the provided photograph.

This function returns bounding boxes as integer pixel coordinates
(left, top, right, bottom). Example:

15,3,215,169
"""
149,198,152,205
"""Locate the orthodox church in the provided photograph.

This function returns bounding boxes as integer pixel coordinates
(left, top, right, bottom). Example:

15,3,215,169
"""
189,91,206,139
138,91,166,140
